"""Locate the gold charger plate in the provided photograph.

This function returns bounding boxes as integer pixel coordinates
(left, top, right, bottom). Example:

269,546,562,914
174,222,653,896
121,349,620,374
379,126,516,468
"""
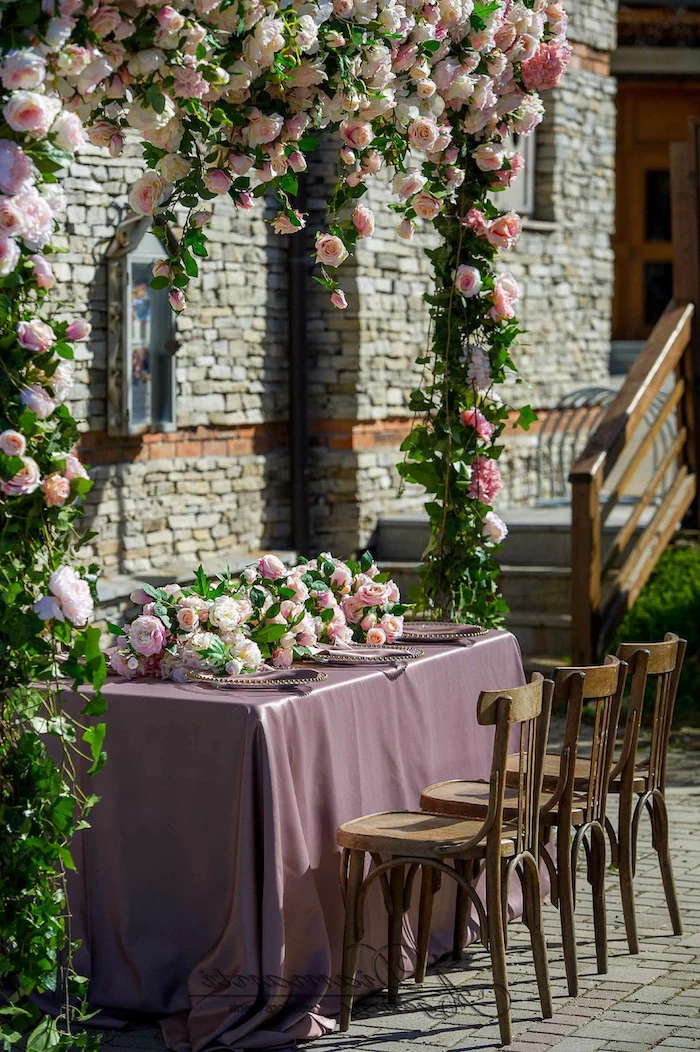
313,645,424,665
187,668,328,688
401,621,488,642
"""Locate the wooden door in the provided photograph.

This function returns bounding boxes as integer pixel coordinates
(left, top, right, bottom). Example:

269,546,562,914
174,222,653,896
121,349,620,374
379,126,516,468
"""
614,81,700,341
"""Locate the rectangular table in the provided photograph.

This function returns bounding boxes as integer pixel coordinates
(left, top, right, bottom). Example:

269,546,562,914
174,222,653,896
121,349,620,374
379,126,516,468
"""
69,630,525,1051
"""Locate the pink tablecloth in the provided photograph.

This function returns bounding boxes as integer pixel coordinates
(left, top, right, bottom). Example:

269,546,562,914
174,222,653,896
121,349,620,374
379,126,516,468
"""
69,630,525,1051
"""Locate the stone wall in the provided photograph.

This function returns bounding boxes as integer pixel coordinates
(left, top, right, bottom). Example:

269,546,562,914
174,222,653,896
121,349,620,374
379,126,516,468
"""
54,1,618,594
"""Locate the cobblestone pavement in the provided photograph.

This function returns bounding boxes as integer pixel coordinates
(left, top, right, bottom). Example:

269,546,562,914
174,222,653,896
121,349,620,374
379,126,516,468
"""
100,786,700,1052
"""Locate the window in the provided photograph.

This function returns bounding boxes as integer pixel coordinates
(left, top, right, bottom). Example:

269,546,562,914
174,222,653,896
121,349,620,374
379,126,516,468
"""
107,219,177,435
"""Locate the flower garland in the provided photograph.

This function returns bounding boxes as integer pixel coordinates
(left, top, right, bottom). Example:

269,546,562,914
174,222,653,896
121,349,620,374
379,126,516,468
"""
107,551,407,679
0,0,568,1045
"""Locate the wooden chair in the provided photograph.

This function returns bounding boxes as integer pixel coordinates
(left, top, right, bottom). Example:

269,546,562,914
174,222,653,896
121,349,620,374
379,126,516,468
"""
421,657,626,998
598,636,685,954
337,674,553,1048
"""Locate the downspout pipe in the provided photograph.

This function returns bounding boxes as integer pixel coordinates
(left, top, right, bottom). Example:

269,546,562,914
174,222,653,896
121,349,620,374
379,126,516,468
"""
287,174,310,556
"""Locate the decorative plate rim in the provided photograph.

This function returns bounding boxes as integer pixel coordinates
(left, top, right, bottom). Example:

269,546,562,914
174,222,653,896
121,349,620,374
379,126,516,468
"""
313,645,424,664
187,668,328,687
401,623,488,640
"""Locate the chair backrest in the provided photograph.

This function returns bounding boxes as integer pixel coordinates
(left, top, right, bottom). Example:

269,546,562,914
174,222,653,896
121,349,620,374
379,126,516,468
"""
477,673,553,857
615,633,686,792
552,655,626,824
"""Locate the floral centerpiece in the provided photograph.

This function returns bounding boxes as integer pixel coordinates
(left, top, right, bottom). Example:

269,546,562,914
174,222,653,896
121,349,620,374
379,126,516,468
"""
107,550,408,681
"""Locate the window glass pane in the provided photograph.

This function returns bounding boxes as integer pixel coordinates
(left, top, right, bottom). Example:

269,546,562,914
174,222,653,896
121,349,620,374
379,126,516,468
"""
644,261,673,326
129,260,173,428
645,170,671,242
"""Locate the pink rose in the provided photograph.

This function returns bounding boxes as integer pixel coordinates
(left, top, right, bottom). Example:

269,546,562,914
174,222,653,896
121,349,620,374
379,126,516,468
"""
3,91,61,138
52,111,85,152
287,574,309,603
489,272,521,322
340,118,373,151
49,565,94,626
1,49,47,91
203,168,232,195
0,140,34,195
246,110,284,146
360,613,376,632
331,289,348,310
341,594,364,624
0,455,41,496
408,116,439,152
168,289,186,312
354,577,389,607
380,613,404,643
18,319,54,353
352,205,375,239
327,617,353,645
412,193,442,221
469,455,502,504
521,40,571,92
0,235,19,277
330,564,353,593
365,626,387,646
128,614,167,656
191,210,211,229
487,212,522,250
258,553,287,580
461,407,495,440
315,233,348,269
482,510,508,544
128,172,167,217
172,65,208,99
463,208,489,237
108,648,137,679
288,151,307,174
30,254,56,289
270,647,294,668
60,452,88,480
13,188,54,250
88,5,121,36
177,606,199,632
473,144,505,172
129,588,151,605
455,264,482,298
272,210,306,235
157,5,185,32
20,384,57,419
0,196,24,239
42,472,71,507
397,219,414,241
0,429,26,456
340,146,355,165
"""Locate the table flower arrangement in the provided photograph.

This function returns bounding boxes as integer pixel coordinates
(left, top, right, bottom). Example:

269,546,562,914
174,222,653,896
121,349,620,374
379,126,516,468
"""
107,551,408,681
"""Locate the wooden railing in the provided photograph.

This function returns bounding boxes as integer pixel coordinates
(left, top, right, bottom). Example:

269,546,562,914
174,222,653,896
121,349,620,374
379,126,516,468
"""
569,303,696,664
569,117,700,665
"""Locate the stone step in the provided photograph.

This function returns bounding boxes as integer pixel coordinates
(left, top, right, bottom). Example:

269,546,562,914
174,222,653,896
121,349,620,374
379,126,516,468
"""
505,611,572,661
499,564,570,613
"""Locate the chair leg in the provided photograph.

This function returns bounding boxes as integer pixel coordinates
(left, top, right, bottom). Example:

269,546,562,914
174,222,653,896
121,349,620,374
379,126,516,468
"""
617,790,639,955
453,858,469,960
557,817,578,997
522,853,553,1020
340,849,365,1032
415,865,435,984
486,853,512,1047
589,823,608,975
651,792,683,936
387,862,405,1005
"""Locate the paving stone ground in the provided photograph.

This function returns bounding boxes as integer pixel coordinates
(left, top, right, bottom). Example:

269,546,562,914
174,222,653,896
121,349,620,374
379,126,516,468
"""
98,784,700,1052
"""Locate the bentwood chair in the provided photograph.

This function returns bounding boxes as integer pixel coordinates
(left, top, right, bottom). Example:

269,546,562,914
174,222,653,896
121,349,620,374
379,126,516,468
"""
422,657,626,998
337,674,553,1048
605,636,685,953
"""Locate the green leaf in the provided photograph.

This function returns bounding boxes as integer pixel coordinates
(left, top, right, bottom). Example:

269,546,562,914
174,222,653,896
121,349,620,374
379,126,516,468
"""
82,723,106,775
250,623,287,644
516,404,538,431
26,1016,60,1052
150,275,169,291
53,341,74,360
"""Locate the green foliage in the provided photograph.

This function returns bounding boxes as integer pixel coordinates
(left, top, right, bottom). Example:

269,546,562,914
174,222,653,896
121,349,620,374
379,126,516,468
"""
613,543,700,725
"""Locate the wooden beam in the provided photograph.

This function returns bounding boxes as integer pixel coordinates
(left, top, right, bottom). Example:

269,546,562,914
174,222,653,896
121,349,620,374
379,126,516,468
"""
571,475,602,666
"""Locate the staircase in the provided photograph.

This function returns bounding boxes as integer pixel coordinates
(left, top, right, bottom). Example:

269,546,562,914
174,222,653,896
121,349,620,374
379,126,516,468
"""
373,505,654,670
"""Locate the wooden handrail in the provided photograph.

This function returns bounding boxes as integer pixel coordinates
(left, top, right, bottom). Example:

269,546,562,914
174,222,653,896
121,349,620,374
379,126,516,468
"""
570,303,693,486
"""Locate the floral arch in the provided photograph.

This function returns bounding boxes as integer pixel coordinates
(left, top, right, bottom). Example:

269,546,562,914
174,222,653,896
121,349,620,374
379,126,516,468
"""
0,0,568,1045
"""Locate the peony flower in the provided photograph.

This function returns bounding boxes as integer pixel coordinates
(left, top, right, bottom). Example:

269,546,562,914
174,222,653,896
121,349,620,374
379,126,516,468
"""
482,510,508,544
0,455,41,496
0,140,34,196
29,254,56,289
232,638,262,670
1,49,47,91
128,172,167,217
3,92,61,139
42,473,71,507
461,407,495,440
315,233,348,269
34,595,64,622
128,614,167,656
17,319,54,353
20,384,57,419
455,264,483,298
469,455,502,504
258,553,287,580
0,429,26,456
50,359,74,402
487,212,522,250
352,204,375,239
0,235,19,277
225,659,243,677
209,596,252,631
48,565,94,626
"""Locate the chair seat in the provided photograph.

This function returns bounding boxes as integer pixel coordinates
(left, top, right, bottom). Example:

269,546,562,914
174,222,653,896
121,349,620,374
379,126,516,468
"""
337,809,515,859
421,779,585,827
533,753,647,794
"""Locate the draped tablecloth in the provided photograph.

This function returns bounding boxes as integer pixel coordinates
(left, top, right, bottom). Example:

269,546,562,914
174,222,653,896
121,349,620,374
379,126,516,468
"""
69,629,525,1051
